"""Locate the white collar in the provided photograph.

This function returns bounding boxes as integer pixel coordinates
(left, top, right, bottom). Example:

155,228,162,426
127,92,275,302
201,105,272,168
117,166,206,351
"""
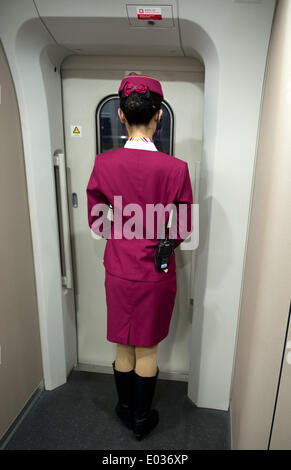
124,138,158,152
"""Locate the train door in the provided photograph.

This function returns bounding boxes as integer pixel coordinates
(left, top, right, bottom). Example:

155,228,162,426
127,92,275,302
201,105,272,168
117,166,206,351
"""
61,56,203,376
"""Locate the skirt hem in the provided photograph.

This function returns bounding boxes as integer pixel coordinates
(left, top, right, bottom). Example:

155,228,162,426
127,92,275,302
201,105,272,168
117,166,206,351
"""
106,334,166,348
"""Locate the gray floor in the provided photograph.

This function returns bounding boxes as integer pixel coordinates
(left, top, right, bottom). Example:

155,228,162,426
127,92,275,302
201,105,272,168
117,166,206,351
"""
4,370,230,450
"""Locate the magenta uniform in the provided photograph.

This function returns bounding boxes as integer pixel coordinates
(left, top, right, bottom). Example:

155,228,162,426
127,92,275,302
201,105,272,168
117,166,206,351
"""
86,136,193,347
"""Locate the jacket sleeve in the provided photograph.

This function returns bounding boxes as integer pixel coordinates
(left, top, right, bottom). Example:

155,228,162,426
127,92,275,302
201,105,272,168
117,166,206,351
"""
86,155,111,239
171,162,194,249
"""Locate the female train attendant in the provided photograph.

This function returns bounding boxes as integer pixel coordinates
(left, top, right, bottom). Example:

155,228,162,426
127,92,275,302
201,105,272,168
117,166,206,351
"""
86,72,193,440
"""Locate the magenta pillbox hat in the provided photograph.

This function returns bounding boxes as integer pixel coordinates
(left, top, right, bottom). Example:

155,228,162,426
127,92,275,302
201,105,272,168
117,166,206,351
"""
118,72,164,100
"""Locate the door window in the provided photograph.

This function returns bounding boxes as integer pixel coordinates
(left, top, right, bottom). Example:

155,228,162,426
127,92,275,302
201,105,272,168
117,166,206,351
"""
96,95,173,155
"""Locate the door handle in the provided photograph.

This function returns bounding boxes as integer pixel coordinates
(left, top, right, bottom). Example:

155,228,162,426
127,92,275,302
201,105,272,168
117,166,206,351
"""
53,152,73,289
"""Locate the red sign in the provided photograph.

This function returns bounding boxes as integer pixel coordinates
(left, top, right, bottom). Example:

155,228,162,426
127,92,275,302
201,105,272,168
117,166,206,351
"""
137,7,162,20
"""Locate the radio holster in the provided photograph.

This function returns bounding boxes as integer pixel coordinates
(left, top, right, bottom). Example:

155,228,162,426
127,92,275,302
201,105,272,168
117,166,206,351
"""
154,238,176,272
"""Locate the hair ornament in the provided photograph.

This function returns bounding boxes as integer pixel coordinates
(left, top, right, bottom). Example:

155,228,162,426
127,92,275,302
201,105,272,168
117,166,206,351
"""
123,81,148,97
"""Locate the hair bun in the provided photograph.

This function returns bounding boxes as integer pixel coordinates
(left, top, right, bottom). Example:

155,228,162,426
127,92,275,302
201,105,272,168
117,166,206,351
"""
125,94,144,112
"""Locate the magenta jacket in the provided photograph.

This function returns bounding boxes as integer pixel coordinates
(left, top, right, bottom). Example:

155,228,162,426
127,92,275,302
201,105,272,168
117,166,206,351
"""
86,147,193,282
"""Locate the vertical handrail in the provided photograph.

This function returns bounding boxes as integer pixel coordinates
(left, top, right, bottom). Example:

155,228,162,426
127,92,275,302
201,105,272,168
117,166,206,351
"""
53,152,73,289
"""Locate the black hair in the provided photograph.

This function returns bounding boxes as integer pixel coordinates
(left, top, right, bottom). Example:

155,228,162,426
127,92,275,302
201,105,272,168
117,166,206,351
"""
119,87,163,126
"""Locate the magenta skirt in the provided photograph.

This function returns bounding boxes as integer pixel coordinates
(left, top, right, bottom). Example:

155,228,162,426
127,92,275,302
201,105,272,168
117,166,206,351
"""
104,270,177,347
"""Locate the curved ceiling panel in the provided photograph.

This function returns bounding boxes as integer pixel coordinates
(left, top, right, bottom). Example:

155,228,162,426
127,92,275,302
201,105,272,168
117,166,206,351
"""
34,0,184,56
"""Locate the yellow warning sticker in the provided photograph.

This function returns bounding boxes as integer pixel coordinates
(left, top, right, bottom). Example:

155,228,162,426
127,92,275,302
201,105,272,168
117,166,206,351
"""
71,125,82,137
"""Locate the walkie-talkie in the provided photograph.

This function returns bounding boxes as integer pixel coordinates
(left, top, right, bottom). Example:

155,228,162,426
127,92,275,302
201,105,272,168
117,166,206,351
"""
154,238,176,272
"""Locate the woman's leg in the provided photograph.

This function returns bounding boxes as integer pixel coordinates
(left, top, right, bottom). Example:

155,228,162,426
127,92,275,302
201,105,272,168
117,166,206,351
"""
134,344,158,377
115,342,158,376
115,343,135,372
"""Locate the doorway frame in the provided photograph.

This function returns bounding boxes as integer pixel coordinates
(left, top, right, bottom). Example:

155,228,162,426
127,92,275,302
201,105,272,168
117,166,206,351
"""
0,1,276,410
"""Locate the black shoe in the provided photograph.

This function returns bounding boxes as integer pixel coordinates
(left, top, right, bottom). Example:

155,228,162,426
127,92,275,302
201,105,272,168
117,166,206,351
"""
132,366,159,440
112,360,135,430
